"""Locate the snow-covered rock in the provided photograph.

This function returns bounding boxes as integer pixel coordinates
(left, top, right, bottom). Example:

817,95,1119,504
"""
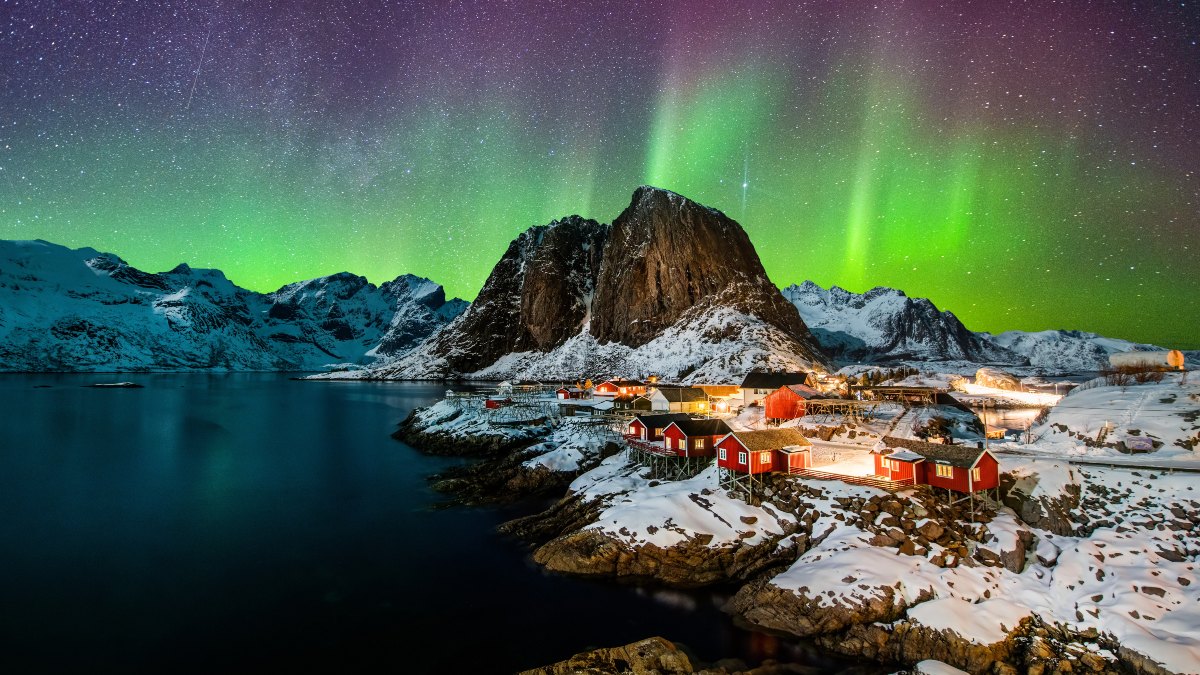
0,239,464,371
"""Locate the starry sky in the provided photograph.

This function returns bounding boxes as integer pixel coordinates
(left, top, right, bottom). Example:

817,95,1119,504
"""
2,1,1198,347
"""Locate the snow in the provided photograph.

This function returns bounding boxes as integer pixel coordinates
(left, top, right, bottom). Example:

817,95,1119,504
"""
907,597,1031,644
912,661,970,675
374,303,823,384
1025,374,1200,460
989,328,1170,373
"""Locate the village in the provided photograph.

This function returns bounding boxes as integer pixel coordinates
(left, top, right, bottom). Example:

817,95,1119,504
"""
405,351,1199,674
448,367,1037,516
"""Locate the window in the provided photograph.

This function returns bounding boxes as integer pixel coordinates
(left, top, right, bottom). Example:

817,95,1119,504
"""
971,467,981,482
653,428,662,437
738,451,748,465
935,463,954,478
881,459,894,471
693,438,703,450
760,451,772,463
718,448,727,460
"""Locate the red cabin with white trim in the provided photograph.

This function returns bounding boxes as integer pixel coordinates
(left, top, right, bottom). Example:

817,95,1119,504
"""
716,428,812,475
556,387,585,400
625,413,690,442
876,436,1001,493
872,448,923,484
661,419,731,457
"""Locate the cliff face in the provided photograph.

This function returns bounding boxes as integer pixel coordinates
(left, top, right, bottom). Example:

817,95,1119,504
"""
422,215,609,373
372,187,826,382
590,186,816,349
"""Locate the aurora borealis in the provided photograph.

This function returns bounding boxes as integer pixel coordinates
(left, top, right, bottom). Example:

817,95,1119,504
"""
2,1,1197,346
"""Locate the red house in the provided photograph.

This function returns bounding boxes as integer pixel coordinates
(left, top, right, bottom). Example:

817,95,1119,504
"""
763,384,822,421
716,428,812,475
625,413,691,442
876,436,1000,493
556,387,585,400
594,379,648,397
871,448,924,484
661,419,732,457
484,397,513,409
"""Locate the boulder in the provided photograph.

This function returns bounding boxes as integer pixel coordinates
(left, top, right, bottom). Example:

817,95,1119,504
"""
519,636,693,675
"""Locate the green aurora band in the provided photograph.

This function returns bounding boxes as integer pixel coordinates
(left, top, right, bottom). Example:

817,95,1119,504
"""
2,7,1196,349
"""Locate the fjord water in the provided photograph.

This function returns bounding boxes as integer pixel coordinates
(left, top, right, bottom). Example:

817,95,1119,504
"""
0,374,861,673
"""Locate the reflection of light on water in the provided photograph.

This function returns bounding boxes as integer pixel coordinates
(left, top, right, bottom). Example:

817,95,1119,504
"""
636,587,698,611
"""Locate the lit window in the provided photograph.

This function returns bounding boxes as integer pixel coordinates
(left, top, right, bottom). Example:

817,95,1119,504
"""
718,448,727,460
935,464,954,478
882,459,893,470
971,467,981,481
693,438,703,449
760,451,772,463
738,451,748,464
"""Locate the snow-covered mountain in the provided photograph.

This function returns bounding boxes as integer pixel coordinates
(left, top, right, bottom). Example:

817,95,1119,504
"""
783,281,1023,366
0,240,465,372
983,329,1172,372
781,281,1190,373
353,186,827,384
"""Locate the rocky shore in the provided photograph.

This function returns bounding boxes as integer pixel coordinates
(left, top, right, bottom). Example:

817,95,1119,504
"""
397,399,1198,674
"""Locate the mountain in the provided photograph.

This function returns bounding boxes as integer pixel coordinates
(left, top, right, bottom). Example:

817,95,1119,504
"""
782,281,1024,366
782,281,1187,373
362,186,826,383
983,329,1172,372
0,240,465,372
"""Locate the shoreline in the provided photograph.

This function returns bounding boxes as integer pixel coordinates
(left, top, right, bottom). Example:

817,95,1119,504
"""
395,394,1196,675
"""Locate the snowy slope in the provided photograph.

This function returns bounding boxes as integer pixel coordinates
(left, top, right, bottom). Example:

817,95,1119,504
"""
985,329,1172,372
0,239,464,372
1028,373,1200,457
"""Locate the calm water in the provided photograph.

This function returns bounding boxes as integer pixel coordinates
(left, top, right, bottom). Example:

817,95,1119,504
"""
0,374,867,673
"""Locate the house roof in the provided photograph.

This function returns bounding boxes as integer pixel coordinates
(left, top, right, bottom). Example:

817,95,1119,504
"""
886,450,925,463
602,379,645,387
632,413,692,427
740,371,812,389
668,419,732,437
694,384,741,396
881,436,988,468
724,428,813,452
772,384,822,399
556,386,583,392
653,386,708,403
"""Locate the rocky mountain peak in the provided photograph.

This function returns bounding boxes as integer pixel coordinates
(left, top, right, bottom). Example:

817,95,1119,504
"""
384,187,826,380
590,187,818,351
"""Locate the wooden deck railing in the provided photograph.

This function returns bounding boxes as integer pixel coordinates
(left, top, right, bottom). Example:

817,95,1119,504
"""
786,468,923,492
625,438,680,457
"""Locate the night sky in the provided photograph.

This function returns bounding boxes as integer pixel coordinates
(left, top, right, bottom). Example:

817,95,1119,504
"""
2,1,1198,347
